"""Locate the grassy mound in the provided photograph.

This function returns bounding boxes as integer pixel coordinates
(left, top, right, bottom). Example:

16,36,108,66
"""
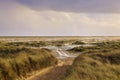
0,46,57,80
64,41,120,80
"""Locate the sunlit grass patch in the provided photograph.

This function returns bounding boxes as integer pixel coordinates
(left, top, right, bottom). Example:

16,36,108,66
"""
0,46,57,80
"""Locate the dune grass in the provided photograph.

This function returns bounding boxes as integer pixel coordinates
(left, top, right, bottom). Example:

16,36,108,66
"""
0,45,57,80
64,41,120,80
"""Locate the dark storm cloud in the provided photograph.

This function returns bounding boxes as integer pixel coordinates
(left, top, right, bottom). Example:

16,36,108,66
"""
16,0,120,13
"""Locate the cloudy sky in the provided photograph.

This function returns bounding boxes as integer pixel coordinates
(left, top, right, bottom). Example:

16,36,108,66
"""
0,0,120,36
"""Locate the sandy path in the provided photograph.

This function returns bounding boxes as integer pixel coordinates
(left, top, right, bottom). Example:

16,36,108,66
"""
25,47,75,80
26,67,53,80
26,58,73,80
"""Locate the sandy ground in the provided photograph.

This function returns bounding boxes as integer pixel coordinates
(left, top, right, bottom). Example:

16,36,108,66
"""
26,58,74,80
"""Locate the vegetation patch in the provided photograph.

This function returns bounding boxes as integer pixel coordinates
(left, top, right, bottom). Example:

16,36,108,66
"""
72,41,85,45
64,41,120,80
68,46,86,52
0,46,57,80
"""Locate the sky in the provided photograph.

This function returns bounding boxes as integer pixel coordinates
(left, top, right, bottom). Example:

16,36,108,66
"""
0,0,120,36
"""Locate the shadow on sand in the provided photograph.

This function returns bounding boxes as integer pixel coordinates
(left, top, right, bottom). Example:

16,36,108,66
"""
35,65,70,80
